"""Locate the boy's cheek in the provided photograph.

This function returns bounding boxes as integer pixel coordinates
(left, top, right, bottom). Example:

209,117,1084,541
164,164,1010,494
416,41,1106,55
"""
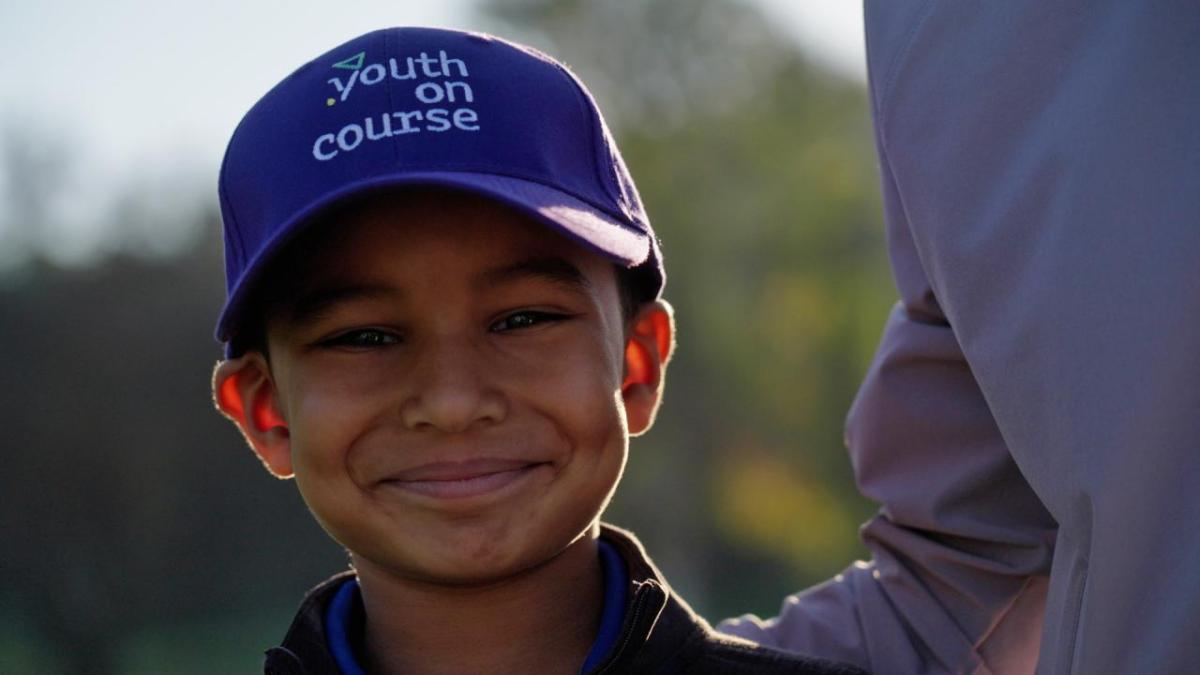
284,357,399,413
504,333,625,392
286,389,379,477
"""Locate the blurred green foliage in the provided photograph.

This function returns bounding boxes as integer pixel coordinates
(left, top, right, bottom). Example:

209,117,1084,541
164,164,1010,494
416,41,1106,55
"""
0,0,894,671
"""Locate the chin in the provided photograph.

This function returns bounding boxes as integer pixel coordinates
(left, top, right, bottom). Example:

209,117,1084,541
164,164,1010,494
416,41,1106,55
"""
390,518,597,587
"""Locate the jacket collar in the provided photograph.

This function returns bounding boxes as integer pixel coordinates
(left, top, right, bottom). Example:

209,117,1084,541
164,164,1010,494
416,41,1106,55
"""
264,569,354,675
587,523,704,673
264,524,703,674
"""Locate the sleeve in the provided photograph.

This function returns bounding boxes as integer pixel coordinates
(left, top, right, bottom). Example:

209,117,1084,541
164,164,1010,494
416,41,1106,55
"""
718,298,1055,674
844,2,1200,673
718,3,1059,672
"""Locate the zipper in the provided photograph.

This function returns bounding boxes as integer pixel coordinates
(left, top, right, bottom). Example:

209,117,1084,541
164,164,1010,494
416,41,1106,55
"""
591,586,657,675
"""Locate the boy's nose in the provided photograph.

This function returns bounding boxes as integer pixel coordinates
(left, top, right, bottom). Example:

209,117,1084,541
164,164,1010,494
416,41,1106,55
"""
399,337,507,433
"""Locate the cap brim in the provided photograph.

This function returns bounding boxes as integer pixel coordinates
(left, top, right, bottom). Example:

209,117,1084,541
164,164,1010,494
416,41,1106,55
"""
215,171,651,346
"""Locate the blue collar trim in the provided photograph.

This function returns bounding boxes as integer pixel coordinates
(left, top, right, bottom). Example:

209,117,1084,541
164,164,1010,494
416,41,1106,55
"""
324,538,629,674
326,574,366,675
580,538,629,672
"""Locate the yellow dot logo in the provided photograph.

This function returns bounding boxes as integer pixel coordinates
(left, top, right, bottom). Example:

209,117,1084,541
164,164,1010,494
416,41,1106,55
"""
326,97,336,107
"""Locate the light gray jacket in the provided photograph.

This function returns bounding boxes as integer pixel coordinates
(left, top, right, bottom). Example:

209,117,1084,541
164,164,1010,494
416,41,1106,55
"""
719,2,1200,673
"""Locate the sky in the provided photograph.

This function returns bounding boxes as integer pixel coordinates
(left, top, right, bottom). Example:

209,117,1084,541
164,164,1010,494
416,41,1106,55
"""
0,0,864,261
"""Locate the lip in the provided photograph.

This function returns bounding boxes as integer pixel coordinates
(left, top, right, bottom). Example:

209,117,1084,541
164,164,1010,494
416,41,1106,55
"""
380,458,551,500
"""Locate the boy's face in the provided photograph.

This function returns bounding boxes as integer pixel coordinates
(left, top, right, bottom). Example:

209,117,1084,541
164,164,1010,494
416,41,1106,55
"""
217,191,670,585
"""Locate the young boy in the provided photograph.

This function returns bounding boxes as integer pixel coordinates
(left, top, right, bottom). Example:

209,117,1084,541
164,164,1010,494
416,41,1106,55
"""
212,27,864,675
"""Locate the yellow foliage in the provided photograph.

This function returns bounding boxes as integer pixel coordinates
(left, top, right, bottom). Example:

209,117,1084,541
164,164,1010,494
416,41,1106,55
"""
713,451,862,573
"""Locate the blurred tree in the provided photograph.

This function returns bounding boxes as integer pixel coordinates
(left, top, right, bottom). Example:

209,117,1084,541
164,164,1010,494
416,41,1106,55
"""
0,121,73,272
0,156,344,673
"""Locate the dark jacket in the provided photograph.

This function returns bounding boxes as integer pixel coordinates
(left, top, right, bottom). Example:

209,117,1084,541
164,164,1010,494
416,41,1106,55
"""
263,525,867,674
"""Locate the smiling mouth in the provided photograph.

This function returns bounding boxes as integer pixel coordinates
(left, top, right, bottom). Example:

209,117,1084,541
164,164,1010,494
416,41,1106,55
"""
382,459,551,500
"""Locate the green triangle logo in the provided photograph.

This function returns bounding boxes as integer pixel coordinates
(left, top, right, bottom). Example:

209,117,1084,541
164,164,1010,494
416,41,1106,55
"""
332,51,365,70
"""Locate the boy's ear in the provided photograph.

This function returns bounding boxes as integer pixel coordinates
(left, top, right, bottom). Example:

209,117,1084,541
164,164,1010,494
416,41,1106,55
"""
621,299,676,436
212,354,293,478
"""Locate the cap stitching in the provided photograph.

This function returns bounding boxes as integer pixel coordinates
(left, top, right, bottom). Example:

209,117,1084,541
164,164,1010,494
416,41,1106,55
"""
383,30,402,165
218,163,247,272
548,61,620,214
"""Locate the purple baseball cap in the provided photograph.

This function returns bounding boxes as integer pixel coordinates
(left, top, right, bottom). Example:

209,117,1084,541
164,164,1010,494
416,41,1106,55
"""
215,27,663,352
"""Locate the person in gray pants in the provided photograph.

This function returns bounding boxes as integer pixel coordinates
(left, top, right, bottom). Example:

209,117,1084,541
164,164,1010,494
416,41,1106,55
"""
719,2,1199,673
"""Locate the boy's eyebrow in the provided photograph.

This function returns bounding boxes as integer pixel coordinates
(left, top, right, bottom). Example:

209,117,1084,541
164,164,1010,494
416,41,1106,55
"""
286,283,398,325
479,257,592,292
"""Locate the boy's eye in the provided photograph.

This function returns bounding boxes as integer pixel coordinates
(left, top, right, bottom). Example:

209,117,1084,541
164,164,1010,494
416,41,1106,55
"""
321,328,400,349
490,310,567,333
